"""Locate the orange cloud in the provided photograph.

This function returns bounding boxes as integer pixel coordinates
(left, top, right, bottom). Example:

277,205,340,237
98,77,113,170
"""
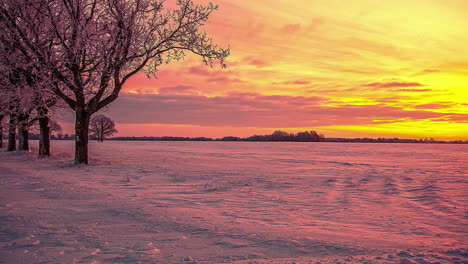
280,23,301,34
243,56,269,68
393,88,432,92
364,82,424,88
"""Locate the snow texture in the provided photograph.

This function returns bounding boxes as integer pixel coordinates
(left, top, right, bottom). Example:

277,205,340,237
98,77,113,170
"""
0,141,467,263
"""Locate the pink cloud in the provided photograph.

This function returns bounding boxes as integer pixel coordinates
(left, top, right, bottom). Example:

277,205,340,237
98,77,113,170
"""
158,85,197,95
206,76,245,83
104,93,462,128
243,56,269,68
308,17,325,31
413,102,455,109
280,23,301,34
364,82,424,88
273,80,310,85
394,88,432,92
412,69,440,76
429,114,468,123
187,65,212,76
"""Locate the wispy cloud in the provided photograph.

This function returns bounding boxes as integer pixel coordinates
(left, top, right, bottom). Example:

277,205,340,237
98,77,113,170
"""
206,77,245,84
280,23,301,34
393,88,432,92
158,85,197,95
413,102,455,109
273,80,310,85
243,56,269,68
364,82,424,88
108,92,462,128
411,69,440,76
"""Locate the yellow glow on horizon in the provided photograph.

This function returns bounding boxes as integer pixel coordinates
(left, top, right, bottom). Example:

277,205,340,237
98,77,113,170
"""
326,121,468,141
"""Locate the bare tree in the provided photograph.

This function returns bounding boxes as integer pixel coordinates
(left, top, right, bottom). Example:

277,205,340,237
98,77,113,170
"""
1,0,229,164
90,114,117,142
49,120,63,135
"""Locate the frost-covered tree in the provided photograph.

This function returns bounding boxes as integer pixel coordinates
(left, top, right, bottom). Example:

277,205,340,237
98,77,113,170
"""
0,27,58,155
90,114,117,142
0,0,229,164
9,68,39,151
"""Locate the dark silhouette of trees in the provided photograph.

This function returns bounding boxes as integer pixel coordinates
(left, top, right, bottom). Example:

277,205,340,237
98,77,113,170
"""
243,130,322,142
1,0,229,164
110,130,324,142
53,133,74,141
271,130,293,141
220,136,240,141
90,115,117,142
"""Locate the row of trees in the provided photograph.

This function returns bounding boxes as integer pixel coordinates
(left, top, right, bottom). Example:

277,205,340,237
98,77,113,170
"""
0,0,228,163
0,114,117,148
110,130,324,142
220,130,325,142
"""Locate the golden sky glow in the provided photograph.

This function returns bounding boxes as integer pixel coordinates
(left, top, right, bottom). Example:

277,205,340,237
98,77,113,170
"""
106,0,468,140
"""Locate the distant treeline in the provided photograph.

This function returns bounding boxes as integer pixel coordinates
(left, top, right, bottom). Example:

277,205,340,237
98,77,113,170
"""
17,130,466,144
109,130,467,144
111,130,324,142
221,130,324,142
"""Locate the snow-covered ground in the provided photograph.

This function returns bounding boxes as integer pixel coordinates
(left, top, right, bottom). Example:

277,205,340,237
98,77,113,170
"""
0,140,466,264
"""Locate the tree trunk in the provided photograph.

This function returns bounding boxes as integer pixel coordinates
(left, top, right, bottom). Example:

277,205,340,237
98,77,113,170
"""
17,113,30,151
74,109,91,164
0,115,4,148
7,114,16,151
38,115,51,158
18,125,29,151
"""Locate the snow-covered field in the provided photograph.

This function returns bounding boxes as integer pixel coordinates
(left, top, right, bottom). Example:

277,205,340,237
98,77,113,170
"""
0,141,466,264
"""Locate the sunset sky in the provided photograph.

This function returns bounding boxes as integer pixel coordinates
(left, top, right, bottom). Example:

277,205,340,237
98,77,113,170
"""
71,0,468,140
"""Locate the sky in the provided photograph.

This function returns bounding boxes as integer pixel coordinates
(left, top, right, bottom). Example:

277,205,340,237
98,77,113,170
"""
69,0,468,140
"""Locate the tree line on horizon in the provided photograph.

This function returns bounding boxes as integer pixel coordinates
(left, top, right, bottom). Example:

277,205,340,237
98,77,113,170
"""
110,130,467,144
221,130,324,142
7,125,464,144
110,130,324,142
0,0,229,164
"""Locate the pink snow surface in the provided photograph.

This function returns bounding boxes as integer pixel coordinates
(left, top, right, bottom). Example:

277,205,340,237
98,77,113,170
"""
0,141,467,263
